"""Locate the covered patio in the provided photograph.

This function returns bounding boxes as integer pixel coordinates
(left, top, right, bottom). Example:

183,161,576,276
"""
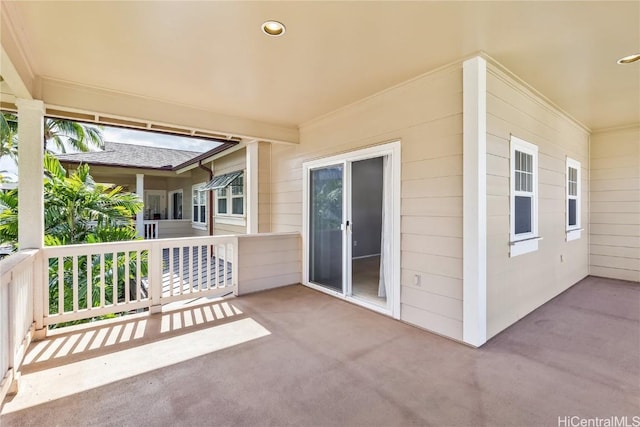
2,276,638,426
1,2,639,424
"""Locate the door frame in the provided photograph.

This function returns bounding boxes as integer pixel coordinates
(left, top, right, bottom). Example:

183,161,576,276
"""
302,141,401,319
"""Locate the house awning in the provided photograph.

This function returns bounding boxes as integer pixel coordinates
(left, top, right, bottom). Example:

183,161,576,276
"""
201,171,242,191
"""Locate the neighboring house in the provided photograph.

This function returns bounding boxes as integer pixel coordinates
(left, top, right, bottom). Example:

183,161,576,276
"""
56,141,256,239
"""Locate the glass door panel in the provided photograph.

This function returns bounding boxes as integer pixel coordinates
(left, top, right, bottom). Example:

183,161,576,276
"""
309,164,344,292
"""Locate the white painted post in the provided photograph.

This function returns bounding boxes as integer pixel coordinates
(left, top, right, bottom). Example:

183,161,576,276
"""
16,99,45,250
15,99,46,339
246,141,259,234
135,174,144,238
462,56,488,347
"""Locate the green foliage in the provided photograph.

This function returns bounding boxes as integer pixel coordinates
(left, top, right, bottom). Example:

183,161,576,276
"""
312,172,342,230
0,154,145,326
0,154,142,246
44,118,104,153
0,112,18,162
1,110,103,158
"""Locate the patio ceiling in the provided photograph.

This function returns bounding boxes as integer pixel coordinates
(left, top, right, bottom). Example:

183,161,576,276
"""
1,1,639,133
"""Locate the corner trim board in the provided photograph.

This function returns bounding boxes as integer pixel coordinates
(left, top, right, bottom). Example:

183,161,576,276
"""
462,56,488,347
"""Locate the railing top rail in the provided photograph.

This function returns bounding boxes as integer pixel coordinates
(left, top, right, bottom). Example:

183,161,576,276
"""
236,232,300,240
41,239,151,257
0,249,38,286
39,234,248,257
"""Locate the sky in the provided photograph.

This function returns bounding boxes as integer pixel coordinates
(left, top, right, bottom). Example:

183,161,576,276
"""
0,125,221,181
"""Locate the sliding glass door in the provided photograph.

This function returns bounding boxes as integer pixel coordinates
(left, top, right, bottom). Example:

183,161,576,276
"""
308,164,344,292
303,141,400,318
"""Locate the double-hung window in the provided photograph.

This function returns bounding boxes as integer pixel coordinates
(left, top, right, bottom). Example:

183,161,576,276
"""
566,157,581,241
199,170,245,225
217,174,244,216
510,136,539,256
192,183,207,229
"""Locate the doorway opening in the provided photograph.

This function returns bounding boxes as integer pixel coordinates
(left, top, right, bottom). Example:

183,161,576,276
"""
351,157,385,306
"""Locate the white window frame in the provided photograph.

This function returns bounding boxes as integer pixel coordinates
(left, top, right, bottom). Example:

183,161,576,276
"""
566,157,582,241
191,183,207,230
168,189,183,220
509,136,540,257
215,172,245,226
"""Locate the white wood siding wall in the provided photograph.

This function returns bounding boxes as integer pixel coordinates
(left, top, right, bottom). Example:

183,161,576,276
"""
590,127,640,282
237,233,301,294
211,149,247,235
485,64,590,339
156,220,193,239
271,64,464,340
258,142,272,233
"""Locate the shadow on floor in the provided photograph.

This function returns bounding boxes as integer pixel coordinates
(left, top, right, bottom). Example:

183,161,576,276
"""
2,276,638,426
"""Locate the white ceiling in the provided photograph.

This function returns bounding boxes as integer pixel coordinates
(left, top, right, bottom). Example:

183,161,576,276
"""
3,1,640,131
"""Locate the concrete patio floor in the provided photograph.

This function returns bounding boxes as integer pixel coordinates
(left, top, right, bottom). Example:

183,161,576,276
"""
1,276,638,426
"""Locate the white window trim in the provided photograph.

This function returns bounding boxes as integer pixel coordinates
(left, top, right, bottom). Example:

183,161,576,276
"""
509,136,540,257
215,172,245,218
566,157,582,241
192,183,207,230
168,189,183,220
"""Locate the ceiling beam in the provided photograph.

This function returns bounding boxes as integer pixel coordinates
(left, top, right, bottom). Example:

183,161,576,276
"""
35,77,299,144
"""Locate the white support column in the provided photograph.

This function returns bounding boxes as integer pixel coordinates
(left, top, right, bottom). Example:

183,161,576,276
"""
462,56,488,347
16,99,45,341
135,174,144,238
246,141,259,234
16,99,45,250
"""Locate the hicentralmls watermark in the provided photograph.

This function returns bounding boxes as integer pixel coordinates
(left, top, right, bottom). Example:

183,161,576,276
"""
558,416,640,427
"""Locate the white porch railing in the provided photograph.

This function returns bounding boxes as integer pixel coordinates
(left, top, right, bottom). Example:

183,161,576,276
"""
41,235,238,327
1,232,300,404
0,249,37,402
143,220,159,239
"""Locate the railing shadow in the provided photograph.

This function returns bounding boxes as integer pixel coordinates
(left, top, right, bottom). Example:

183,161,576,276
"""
21,297,247,374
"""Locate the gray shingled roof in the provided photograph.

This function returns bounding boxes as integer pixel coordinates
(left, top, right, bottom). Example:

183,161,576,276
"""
55,141,202,170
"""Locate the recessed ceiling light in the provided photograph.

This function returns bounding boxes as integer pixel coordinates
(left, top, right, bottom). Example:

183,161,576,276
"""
617,53,640,64
262,20,286,37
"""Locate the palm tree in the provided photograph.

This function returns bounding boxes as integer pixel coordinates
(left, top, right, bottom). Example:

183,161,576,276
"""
0,111,104,156
0,154,146,322
44,118,104,153
0,153,141,246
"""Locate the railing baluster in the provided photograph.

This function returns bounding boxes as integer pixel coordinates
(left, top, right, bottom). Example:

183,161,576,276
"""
196,245,201,293
112,252,118,306
188,246,194,294
206,244,212,291
178,246,184,296
87,253,93,310
58,256,64,314
136,250,141,301
72,255,79,312
100,253,105,308
44,256,50,319
124,251,130,303
169,246,174,297
214,244,219,289
224,243,233,288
